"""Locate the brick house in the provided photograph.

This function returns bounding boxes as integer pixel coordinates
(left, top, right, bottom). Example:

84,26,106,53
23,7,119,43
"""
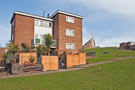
119,42,135,50
10,10,83,54
83,34,96,49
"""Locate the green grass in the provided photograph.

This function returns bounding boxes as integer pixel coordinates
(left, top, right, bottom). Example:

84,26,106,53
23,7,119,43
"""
85,47,135,63
0,58,135,90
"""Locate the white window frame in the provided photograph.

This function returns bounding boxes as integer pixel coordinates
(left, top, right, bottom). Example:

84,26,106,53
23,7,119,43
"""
35,19,40,26
35,19,52,28
66,16,74,23
66,43,75,50
40,35,45,44
66,29,75,37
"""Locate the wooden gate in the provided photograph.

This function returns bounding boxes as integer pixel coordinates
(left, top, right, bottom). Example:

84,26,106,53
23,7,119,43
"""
66,53,86,68
41,56,58,71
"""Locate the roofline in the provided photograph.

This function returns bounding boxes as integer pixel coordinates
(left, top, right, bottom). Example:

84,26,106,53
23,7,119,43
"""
83,39,91,46
50,10,84,19
10,11,53,23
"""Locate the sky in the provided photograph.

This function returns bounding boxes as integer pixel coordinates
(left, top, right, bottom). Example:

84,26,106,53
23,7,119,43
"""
0,0,135,47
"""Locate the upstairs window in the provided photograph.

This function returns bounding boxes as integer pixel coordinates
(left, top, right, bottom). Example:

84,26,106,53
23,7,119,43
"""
35,19,40,26
35,19,52,28
66,29,75,36
66,16,74,23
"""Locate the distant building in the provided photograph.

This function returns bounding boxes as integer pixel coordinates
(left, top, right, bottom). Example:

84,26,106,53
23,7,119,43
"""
83,34,96,49
119,42,135,50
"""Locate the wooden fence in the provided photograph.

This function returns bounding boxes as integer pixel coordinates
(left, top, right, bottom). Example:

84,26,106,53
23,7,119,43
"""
17,52,37,65
41,56,58,71
0,48,6,61
66,53,86,68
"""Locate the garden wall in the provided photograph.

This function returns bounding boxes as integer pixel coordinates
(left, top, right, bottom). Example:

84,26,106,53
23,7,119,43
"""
0,48,6,61
41,56,58,71
66,53,86,68
17,52,37,65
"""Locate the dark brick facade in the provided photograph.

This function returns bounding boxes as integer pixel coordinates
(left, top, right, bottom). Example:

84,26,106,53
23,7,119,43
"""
11,14,34,48
52,13,83,54
11,11,83,54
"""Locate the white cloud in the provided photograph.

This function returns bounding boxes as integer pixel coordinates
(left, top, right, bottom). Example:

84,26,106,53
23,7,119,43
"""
83,28,92,45
71,0,135,17
95,35,135,47
106,29,112,33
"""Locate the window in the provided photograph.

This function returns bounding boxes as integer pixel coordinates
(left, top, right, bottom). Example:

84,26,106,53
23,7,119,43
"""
40,20,44,27
35,34,38,39
40,35,44,44
66,16,74,23
66,29,75,36
35,19,40,26
35,19,52,28
11,33,14,41
66,43,75,50
49,23,52,27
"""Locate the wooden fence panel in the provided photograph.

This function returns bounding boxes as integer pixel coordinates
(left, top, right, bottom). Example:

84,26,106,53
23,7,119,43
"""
80,53,86,65
41,56,51,71
66,53,86,68
18,52,37,65
73,54,80,66
41,56,58,71
51,56,58,70
66,54,74,68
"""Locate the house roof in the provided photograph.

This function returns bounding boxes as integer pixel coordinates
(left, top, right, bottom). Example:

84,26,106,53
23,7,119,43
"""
50,10,84,19
10,11,53,23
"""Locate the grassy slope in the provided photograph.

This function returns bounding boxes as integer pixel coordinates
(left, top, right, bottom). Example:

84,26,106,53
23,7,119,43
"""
0,58,135,90
85,47,135,63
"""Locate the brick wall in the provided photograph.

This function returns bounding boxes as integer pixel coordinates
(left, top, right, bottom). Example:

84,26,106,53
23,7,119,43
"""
83,40,92,49
83,39,96,49
53,13,82,54
0,48,5,61
12,14,34,48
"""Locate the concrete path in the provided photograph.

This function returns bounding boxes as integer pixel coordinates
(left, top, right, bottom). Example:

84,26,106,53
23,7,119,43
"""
1,56,135,79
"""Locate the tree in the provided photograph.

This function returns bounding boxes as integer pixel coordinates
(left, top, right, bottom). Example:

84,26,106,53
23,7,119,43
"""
8,43,19,63
8,43,19,54
2,52,8,63
36,45,48,55
44,34,53,55
21,43,30,52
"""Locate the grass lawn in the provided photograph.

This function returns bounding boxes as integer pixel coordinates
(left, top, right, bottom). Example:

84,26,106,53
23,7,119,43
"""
0,58,135,90
85,47,135,63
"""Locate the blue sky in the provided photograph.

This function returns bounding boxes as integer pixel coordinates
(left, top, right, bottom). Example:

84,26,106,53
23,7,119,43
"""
0,0,135,47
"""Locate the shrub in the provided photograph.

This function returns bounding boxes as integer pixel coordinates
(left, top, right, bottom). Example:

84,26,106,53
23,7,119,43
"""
21,43,30,52
2,53,8,60
29,56,35,63
36,45,48,55
44,34,53,55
